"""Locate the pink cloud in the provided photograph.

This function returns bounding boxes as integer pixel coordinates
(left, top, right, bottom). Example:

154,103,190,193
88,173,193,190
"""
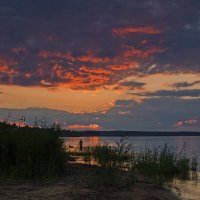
112,26,162,36
174,119,198,127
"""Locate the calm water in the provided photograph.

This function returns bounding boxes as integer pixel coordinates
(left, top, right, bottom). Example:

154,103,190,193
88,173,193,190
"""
64,136,200,200
64,136,200,156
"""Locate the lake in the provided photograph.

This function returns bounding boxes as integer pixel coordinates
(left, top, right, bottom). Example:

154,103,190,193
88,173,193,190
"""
64,136,200,156
64,136,200,200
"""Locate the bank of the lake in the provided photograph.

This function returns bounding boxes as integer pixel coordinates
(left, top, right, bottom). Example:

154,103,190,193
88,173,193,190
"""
0,163,181,200
0,123,197,200
64,136,200,200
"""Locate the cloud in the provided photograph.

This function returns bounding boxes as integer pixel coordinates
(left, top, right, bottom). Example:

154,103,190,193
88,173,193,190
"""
0,56,18,84
1,97,200,131
0,0,199,90
174,119,198,127
68,124,101,130
104,97,200,131
131,89,200,98
115,80,146,90
38,50,111,64
170,81,200,88
123,46,166,58
1,0,200,132
112,26,162,36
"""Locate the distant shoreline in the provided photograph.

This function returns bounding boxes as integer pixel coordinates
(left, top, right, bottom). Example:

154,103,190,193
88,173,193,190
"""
62,130,200,137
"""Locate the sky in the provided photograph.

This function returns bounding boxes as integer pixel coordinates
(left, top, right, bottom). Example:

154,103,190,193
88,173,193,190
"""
0,0,200,131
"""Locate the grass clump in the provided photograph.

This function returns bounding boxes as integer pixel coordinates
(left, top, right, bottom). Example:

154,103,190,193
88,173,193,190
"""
93,138,131,170
0,122,67,179
132,144,198,184
68,139,198,187
91,138,135,188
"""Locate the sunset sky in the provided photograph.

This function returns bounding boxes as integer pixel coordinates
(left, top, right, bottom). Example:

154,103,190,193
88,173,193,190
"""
0,0,200,131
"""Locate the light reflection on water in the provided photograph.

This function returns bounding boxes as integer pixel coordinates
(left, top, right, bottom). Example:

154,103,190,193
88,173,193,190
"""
64,136,200,200
64,136,200,155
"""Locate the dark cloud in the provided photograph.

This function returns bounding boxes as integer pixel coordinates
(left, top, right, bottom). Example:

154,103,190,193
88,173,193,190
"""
0,0,199,89
170,81,200,88
1,97,200,131
131,89,200,98
115,81,146,90
100,97,200,131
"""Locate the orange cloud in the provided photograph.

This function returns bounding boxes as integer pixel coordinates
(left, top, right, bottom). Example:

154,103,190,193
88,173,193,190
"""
141,40,149,45
38,50,110,63
112,26,162,36
108,62,139,71
11,121,27,127
36,42,165,90
63,62,140,90
68,124,101,130
78,53,111,63
0,66,18,78
0,65,10,73
37,64,109,90
0,57,18,83
43,60,140,90
50,64,63,77
24,73,32,78
10,36,164,91
124,46,166,58
63,74,110,90
79,66,113,75
38,50,75,61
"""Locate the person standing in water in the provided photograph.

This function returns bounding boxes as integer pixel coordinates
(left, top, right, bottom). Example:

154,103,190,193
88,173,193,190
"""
79,139,83,151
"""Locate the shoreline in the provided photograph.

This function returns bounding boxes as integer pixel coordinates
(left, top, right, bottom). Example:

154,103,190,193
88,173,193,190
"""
0,163,181,200
62,131,200,137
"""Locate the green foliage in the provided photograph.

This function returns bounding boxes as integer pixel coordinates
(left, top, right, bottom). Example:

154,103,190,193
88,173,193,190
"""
0,122,67,179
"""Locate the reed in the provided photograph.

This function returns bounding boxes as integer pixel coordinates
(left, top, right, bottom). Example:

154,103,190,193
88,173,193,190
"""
69,139,198,186
0,122,67,179
132,144,198,183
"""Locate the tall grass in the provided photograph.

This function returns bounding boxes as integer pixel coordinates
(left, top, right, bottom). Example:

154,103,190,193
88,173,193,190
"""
93,137,131,170
0,122,67,179
69,138,198,186
86,138,135,188
132,144,198,184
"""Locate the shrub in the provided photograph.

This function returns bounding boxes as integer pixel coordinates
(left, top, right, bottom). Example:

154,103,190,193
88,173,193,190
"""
133,144,198,184
91,138,135,188
0,122,67,179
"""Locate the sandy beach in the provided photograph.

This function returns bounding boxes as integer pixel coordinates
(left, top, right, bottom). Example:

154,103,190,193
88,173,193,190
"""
0,164,181,200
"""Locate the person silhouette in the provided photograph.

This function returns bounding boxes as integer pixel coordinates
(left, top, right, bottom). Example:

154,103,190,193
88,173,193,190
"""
79,139,83,151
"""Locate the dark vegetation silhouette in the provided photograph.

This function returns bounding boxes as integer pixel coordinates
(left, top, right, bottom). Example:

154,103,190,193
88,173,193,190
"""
70,138,198,187
0,121,67,179
0,116,198,190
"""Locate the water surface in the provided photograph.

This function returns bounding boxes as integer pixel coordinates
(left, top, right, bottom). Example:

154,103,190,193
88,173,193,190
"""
64,136,200,156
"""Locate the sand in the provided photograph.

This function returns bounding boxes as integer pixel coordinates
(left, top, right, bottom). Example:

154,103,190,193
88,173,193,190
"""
0,164,181,200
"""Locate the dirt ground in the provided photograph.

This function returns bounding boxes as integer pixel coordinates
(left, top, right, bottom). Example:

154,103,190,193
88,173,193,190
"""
0,164,181,200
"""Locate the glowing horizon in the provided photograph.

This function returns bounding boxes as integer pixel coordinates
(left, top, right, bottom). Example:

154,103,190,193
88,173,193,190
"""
0,0,200,131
